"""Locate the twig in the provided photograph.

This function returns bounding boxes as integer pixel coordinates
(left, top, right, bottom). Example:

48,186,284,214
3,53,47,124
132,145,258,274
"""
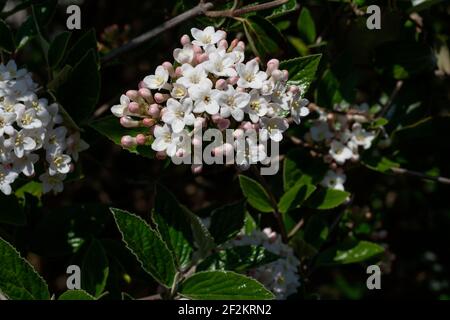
287,218,304,238
390,167,450,185
251,166,288,243
101,2,214,63
379,80,404,118
205,0,289,17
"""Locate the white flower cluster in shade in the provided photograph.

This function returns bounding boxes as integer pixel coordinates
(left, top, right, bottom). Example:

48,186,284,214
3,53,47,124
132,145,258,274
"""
305,103,376,191
110,26,309,171
230,228,301,300
0,60,88,195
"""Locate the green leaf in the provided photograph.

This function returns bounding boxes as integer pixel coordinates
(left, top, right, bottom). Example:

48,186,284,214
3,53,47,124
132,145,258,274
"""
239,175,274,213
209,201,246,244
304,215,329,248
278,180,316,213
279,54,321,97
90,116,155,159
32,0,57,26
305,188,350,210
244,212,257,235
185,207,215,257
179,271,274,300
81,239,109,297
316,240,385,266
15,181,43,201
0,237,50,300
297,7,316,44
0,193,26,226
266,0,297,19
59,290,95,300
111,208,177,287
153,184,194,269
197,245,279,272
361,155,400,173
407,0,444,13
55,49,100,124
48,31,71,68
242,15,286,62
15,16,37,50
64,29,98,66
0,19,14,52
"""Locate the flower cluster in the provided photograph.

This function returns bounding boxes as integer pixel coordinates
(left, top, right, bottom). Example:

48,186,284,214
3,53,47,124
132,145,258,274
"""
0,60,88,195
305,103,377,191
110,26,309,171
230,228,301,299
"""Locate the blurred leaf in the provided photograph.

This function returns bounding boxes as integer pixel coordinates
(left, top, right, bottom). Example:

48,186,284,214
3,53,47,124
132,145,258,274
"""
266,0,298,19
197,245,279,272
0,19,14,52
244,212,257,235
0,193,26,226
32,0,57,26
0,237,50,300
239,175,274,213
64,29,98,66
179,271,274,300
407,0,444,13
48,31,71,68
279,54,321,97
15,16,37,50
15,181,42,201
58,290,95,300
81,239,109,298
243,15,286,61
278,180,316,213
111,208,177,287
304,215,329,248
153,184,194,269
297,7,316,44
316,240,384,266
55,49,100,124
185,207,215,257
90,116,155,159
305,188,350,210
209,201,246,244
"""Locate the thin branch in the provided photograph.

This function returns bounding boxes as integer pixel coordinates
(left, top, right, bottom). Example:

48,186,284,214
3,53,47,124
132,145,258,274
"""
390,167,450,185
379,80,404,118
205,0,289,17
101,2,214,63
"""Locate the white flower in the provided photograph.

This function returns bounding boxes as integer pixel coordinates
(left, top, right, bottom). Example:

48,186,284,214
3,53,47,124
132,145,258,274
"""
0,165,18,195
39,172,66,194
66,132,89,162
246,90,268,123
189,82,220,115
290,95,309,124
191,26,226,47
259,117,289,142
46,151,72,176
162,98,195,133
203,51,237,78
4,129,36,158
111,94,131,117
217,85,250,121
15,104,42,129
171,84,188,100
235,137,266,170
350,124,375,150
28,98,51,126
310,121,333,142
0,137,12,163
177,64,212,90
45,126,68,154
0,110,16,136
321,170,346,191
237,60,268,89
151,124,183,157
143,65,170,90
329,140,353,164
173,44,194,64
12,153,39,177
271,82,289,108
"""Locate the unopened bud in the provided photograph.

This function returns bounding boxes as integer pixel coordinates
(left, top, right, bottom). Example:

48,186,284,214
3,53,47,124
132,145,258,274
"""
148,104,160,118
215,79,227,90
136,134,147,145
154,93,169,104
191,164,203,174
128,102,141,114
180,34,190,45
139,88,154,103
121,135,137,148
120,116,140,128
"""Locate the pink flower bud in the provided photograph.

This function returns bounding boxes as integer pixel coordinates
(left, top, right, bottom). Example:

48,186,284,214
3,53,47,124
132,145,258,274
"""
139,88,154,103
162,61,175,77
148,104,160,118
121,135,137,148
215,79,227,90
211,114,221,123
126,90,139,101
142,117,156,127
233,129,244,139
218,39,228,50
271,70,283,81
282,70,289,81
241,121,253,131
138,81,146,89
154,93,169,104
175,66,183,77
194,117,206,128
136,134,147,145
229,39,239,50
176,149,185,158
120,116,140,128
227,76,239,85
237,41,245,50
191,164,203,174
156,151,167,160
197,53,209,63
216,118,230,130
128,102,141,114
266,59,279,75
180,34,190,45
193,45,202,54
